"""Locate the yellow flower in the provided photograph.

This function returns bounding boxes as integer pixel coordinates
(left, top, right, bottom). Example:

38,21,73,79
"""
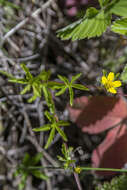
74,166,82,174
101,72,121,94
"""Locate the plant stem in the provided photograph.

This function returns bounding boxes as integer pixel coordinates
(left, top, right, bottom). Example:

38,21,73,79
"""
73,171,83,190
81,167,127,173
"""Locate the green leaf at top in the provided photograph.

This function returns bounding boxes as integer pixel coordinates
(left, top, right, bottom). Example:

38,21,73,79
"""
111,18,127,35
57,8,111,40
109,0,127,17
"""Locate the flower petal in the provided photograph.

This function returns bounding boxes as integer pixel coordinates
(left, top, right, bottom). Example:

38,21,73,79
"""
101,76,107,85
108,87,116,94
107,72,114,81
113,81,121,88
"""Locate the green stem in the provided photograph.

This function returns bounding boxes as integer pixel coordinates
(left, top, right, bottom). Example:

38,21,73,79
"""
81,167,127,173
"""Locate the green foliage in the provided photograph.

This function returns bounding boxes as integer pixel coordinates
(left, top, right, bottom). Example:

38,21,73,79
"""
111,18,127,35
96,174,127,190
33,111,70,149
57,144,75,170
120,64,127,83
57,8,111,40
14,153,48,190
52,73,89,106
108,0,127,17
0,64,55,113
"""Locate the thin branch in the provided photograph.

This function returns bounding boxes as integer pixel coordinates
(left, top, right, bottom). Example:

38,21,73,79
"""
1,0,54,46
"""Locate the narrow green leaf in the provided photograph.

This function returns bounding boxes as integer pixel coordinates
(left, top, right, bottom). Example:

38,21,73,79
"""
42,86,55,113
55,86,67,96
47,81,64,90
30,153,43,166
23,153,30,166
20,85,31,95
57,121,70,127
0,70,14,78
28,95,37,103
71,73,82,84
33,84,41,97
44,111,53,122
72,84,89,91
33,124,51,132
68,87,74,106
9,78,27,84
58,75,69,85
55,125,67,142
21,64,33,79
44,127,55,149
31,170,48,180
111,18,127,36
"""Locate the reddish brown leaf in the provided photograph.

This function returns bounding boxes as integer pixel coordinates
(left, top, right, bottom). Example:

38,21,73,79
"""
69,96,127,134
92,124,127,176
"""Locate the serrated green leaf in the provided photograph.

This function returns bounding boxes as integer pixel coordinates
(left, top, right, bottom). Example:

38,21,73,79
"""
69,87,74,106
33,124,51,132
55,86,67,96
57,19,83,40
98,0,110,7
55,125,67,141
71,73,82,84
109,0,127,17
44,127,55,149
111,18,127,35
98,0,103,7
57,9,111,40
72,84,89,91
121,64,127,83
31,170,48,180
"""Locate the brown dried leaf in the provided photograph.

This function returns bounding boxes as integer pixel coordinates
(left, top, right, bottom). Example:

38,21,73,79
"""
92,124,127,176
69,96,127,134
